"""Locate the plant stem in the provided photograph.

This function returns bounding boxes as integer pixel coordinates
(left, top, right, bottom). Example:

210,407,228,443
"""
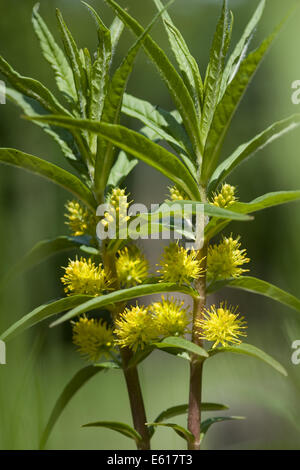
121,348,151,450
102,246,150,450
187,185,208,450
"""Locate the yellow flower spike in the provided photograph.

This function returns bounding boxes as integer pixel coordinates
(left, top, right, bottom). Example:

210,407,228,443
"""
168,185,188,202
212,183,237,209
61,257,112,296
158,242,205,285
101,187,131,231
72,316,114,361
116,246,149,288
207,236,250,281
114,305,157,352
150,296,190,338
65,200,96,237
196,303,247,348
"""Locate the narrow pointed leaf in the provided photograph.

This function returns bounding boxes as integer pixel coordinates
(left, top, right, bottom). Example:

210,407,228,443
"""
27,115,201,200
0,148,96,210
146,422,194,444
220,0,266,97
107,151,138,188
50,283,199,327
32,4,76,102
202,19,283,183
154,402,229,426
161,200,252,221
40,364,119,449
200,416,245,443
207,275,300,315
104,0,201,156
209,114,300,192
82,421,142,443
110,16,124,54
153,336,208,359
0,295,91,342
209,343,287,376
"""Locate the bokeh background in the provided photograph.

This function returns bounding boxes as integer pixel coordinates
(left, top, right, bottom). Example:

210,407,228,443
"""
0,0,300,450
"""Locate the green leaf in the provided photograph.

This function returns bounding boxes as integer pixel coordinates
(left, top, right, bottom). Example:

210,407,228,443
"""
154,402,229,425
200,416,245,443
209,114,300,192
122,93,196,163
146,422,194,444
161,200,252,221
110,16,124,54
107,151,138,188
40,363,119,449
94,2,172,198
153,0,203,118
27,115,201,201
0,148,96,210
32,4,77,102
1,236,85,288
207,275,300,315
153,336,208,359
0,54,69,115
201,0,232,143
82,421,142,443
209,343,287,376
220,0,266,97
0,295,91,342
104,0,202,158
50,283,199,327
56,9,88,118
201,19,283,183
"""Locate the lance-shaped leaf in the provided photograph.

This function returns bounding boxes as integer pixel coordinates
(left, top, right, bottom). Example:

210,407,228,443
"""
201,19,284,183
5,87,87,174
153,0,203,117
56,9,88,118
26,115,201,201
0,295,91,342
94,1,172,198
160,200,252,221
40,363,119,449
209,114,300,192
0,55,69,115
1,236,87,288
205,191,300,240
207,276,300,315
0,148,96,210
200,416,245,443
152,336,208,360
220,0,266,97
201,0,232,143
146,422,194,444
122,93,196,162
107,151,138,188
209,343,287,376
32,4,77,102
110,16,124,54
82,421,142,444
104,0,202,157
50,283,199,327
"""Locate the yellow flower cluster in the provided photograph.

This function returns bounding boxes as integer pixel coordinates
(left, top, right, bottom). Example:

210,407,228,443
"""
196,303,247,348
65,200,96,237
158,242,204,285
207,236,250,281
72,316,114,361
116,246,149,288
150,297,190,338
100,188,130,233
114,297,190,352
61,257,112,296
168,185,188,201
212,183,237,209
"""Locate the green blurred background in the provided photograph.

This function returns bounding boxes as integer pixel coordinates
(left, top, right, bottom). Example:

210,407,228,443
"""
0,0,300,450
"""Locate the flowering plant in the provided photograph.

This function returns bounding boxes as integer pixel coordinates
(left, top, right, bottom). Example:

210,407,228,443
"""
1,0,300,450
